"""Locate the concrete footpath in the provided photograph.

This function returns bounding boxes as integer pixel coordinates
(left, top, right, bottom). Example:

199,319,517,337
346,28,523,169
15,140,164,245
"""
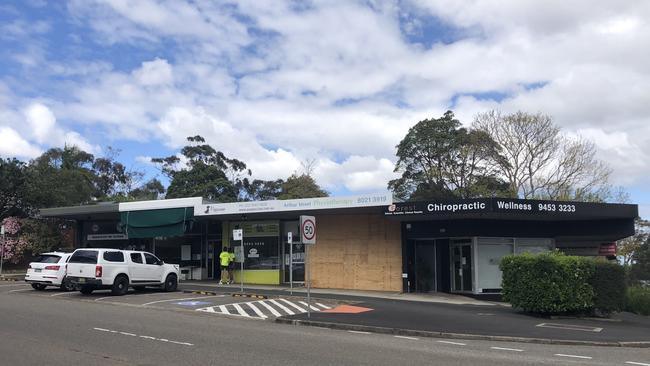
180,281,650,347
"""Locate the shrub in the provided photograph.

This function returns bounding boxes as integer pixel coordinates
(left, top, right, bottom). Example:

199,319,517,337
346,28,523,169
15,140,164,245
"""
590,261,626,315
500,251,594,314
626,286,650,316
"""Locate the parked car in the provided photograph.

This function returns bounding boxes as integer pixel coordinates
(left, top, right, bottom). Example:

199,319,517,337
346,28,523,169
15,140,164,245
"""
25,252,75,291
66,249,180,296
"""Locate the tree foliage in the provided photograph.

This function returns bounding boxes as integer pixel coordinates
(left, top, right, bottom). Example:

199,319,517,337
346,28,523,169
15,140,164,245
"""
154,135,248,202
389,111,509,200
473,111,621,202
0,158,30,218
278,174,328,200
618,218,650,266
153,136,328,202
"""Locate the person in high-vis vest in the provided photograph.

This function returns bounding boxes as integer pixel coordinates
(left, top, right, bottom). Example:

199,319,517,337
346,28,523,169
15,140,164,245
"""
219,247,231,284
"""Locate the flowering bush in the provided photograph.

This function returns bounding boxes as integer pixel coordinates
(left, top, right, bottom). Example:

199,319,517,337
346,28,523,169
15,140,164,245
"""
1,217,28,263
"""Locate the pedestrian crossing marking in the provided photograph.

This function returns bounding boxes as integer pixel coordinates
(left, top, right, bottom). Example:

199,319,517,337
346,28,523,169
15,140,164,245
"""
280,298,306,312
269,299,295,315
196,298,333,319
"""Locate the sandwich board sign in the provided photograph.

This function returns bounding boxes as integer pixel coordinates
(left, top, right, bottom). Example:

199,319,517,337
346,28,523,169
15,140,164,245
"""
300,215,316,245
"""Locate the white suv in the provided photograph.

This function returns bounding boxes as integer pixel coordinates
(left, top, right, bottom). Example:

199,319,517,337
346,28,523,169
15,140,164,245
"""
66,249,180,296
25,252,75,291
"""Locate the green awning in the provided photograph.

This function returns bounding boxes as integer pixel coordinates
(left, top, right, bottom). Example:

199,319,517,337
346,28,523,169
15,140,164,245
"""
120,207,194,239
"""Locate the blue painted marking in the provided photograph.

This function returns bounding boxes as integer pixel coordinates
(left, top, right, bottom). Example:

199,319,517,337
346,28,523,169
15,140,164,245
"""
175,301,212,306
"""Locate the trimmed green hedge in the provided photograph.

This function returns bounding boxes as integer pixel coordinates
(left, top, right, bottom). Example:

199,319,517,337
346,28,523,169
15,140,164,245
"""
590,261,626,315
626,286,650,316
500,251,594,314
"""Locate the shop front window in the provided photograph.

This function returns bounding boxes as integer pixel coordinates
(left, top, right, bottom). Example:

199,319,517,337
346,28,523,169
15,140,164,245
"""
230,221,280,270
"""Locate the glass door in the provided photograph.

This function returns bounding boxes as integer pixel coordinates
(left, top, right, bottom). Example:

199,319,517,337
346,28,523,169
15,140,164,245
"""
284,242,305,283
451,239,473,292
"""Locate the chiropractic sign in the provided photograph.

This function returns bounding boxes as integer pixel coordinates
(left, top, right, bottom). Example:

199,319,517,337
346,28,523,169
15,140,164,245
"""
384,198,636,219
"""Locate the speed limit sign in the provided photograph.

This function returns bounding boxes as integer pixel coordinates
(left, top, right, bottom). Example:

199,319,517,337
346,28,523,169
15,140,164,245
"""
300,215,316,245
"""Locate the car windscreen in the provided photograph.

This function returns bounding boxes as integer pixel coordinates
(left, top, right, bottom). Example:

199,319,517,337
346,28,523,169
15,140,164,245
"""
33,255,62,263
68,250,99,264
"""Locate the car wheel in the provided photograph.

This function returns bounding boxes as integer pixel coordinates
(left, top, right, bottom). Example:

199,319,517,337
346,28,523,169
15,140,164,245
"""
31,283,46,291
111,275,129,296
163,274,178,292
60,277,75,292
80,285,94,295
133,286,147,292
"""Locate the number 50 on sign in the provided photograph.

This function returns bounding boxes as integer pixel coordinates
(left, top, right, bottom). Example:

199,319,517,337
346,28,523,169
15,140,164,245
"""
300,215,316,245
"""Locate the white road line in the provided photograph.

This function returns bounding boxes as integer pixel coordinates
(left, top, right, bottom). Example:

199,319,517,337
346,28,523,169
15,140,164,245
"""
554,354,592,360
50,292,77,297
141,295,217,306
0,283,29,287
490,347,523,352
394,336,418,340
626,362,650,366
94,296,115,302
232,303,250,317
298,301,321,311
258,300,282,317
219,305,229,314
437,340,467,346
269,299,295,315
315,302,331,309
8,288,32,293
246,302,267,319
279,298,306,312
347,330,371,335
92,328,193,346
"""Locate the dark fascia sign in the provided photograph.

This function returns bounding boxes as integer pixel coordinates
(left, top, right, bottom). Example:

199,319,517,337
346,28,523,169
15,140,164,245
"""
384,198,638,220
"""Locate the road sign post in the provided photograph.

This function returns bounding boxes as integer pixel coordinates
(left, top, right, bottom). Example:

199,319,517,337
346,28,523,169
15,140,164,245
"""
233,229,244,292
288,231,293,294
300,216,316,318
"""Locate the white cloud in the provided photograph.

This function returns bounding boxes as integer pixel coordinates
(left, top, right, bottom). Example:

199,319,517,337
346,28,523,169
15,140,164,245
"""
7,0,650,196
133,58,173,86
25,103,56,144
0,126,42,158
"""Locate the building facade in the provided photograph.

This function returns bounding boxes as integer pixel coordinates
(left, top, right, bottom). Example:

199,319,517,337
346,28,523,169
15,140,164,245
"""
40,194,637,295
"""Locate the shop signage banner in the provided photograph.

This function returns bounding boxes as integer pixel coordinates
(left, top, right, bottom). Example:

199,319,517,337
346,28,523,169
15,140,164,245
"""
384,198,637,219
87,233,128,241
196,192,392,216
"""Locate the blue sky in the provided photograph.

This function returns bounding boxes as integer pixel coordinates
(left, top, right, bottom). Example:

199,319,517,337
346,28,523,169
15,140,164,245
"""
1,0,649,218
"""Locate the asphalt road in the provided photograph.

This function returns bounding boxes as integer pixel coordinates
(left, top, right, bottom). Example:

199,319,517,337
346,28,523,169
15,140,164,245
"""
1,283,649,366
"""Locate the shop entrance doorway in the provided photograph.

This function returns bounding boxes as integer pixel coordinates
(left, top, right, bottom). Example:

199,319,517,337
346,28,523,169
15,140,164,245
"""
409,239,450,293
451,239,473,292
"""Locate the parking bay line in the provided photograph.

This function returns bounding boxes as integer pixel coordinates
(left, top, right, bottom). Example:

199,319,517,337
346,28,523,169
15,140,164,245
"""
8,288,32,293
626,362,650,366
51,292,79,297
141,295,223,307
0,283,29,287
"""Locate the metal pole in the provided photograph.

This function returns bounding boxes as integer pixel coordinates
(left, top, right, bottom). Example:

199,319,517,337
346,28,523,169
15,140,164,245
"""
306,244,310,318
0,232,5,276
240,237,244,293
289,238,293,295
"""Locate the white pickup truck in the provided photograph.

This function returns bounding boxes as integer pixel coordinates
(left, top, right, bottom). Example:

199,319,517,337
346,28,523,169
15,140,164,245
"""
66,249,180,295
